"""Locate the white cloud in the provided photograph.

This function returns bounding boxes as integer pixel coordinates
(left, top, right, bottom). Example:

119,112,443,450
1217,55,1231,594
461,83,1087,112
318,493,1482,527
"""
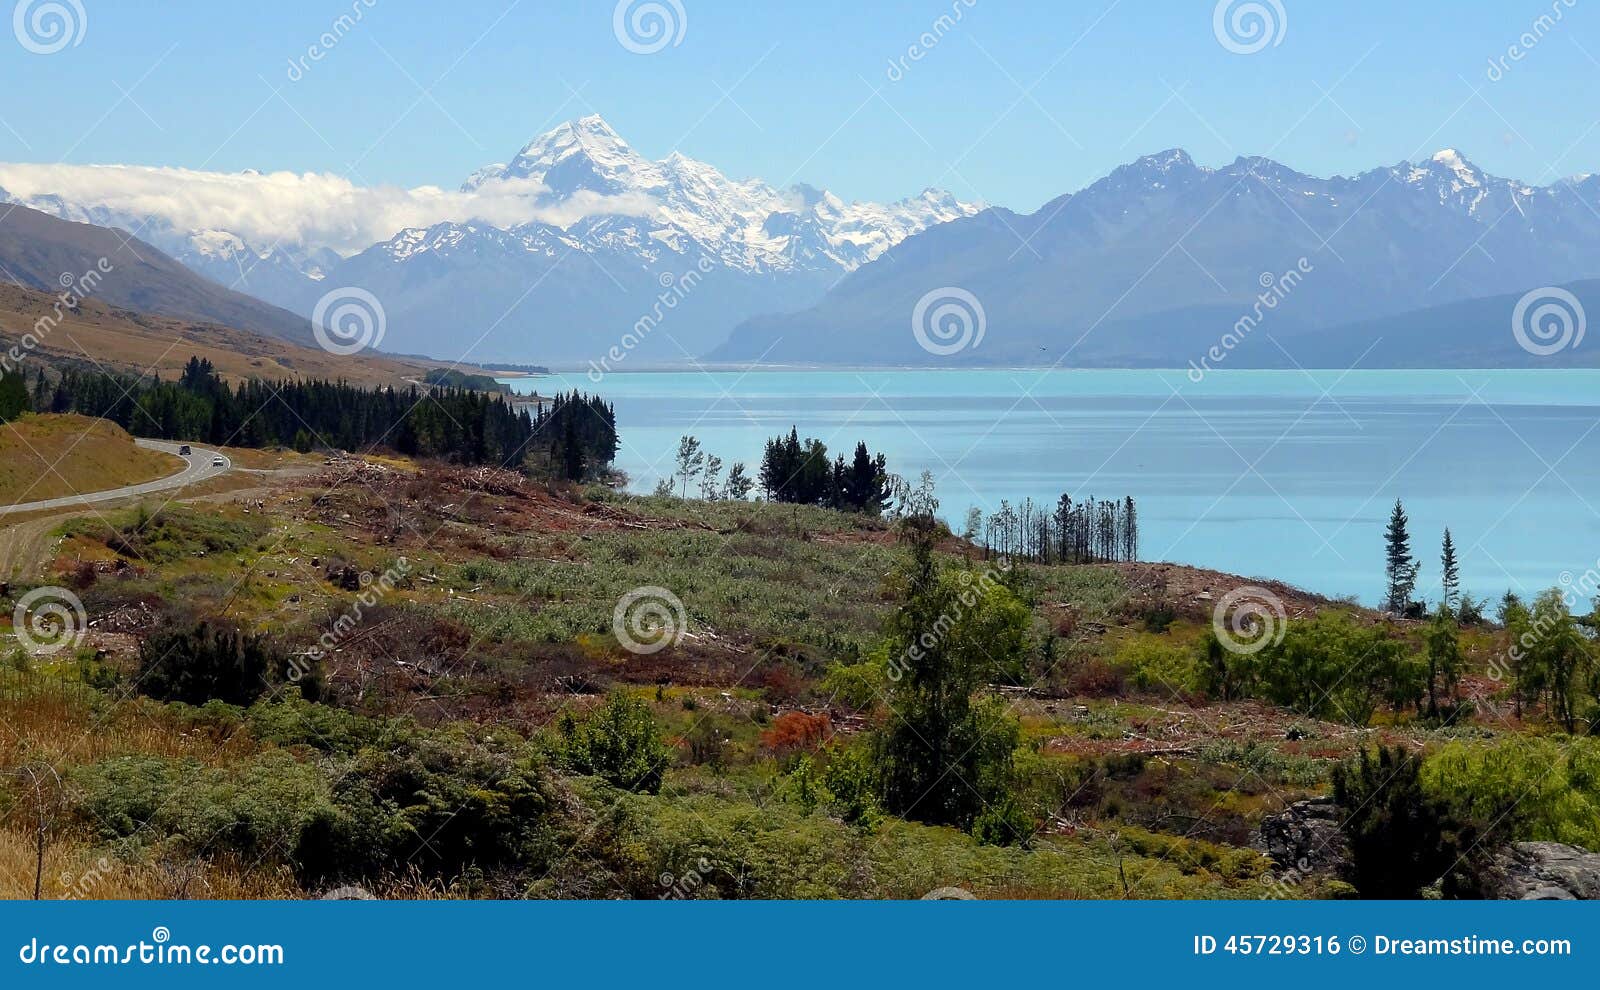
0,163,657,255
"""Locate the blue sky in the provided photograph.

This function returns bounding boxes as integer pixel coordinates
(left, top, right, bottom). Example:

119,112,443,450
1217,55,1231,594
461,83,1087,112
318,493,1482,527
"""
1,0,1596,211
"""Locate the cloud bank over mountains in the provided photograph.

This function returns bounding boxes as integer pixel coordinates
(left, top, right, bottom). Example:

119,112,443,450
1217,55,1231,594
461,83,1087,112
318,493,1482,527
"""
0,162,657,256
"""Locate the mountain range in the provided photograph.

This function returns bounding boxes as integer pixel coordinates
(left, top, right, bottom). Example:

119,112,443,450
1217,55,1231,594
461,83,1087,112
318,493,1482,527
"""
6,134,1600,369
713,149,1600,367
0,115,980,364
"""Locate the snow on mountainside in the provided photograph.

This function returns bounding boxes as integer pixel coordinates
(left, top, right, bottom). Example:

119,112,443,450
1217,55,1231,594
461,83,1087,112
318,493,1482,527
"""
461,114,983,274
0,114,980,363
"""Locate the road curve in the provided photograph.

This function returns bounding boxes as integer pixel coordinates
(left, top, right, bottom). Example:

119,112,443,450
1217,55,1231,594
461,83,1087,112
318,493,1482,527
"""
0,440,233,517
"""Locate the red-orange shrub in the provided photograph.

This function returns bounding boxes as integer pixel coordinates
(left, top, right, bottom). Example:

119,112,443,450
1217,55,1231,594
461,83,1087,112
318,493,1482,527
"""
760,711,832,754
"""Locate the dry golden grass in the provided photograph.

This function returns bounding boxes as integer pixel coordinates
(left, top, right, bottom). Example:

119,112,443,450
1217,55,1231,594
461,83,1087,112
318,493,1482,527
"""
0,283,439,388
0,829,303,900
210,445,321,470
0,674,257,770
0,671,297,900
0,415,179,506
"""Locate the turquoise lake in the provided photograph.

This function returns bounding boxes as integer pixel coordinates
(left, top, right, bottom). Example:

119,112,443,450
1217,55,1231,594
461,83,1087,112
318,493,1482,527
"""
503,369,1600,607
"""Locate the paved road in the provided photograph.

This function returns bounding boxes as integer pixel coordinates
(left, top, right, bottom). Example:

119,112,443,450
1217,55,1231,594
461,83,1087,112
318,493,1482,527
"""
0,440,233,517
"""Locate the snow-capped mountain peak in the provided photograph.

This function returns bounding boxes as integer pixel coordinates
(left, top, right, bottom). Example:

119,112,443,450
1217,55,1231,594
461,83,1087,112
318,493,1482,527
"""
460,115,983,274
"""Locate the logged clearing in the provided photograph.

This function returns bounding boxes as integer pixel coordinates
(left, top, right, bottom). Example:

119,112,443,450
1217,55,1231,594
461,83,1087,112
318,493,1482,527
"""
0,414,179,505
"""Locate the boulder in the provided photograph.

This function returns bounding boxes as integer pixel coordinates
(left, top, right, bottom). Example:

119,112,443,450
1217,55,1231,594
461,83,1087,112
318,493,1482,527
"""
1481,842,1600,900
1252,797,1349,878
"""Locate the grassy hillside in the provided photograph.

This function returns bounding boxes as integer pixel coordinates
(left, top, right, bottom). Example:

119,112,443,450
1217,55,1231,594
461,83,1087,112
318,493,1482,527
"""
0,414,178,505
0,450,1586,900
0,284,444,388
0,203,314,344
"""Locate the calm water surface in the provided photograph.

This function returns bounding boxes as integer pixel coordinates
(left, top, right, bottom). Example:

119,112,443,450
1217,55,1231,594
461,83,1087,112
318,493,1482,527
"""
503,369,1600,606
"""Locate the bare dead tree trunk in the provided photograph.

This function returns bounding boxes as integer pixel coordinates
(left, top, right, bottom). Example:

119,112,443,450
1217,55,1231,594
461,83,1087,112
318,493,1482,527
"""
11,764,63,901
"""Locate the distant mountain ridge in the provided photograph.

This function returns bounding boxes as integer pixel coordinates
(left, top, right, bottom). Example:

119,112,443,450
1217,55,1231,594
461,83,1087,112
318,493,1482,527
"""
0,202,314,345
711,148,1600,367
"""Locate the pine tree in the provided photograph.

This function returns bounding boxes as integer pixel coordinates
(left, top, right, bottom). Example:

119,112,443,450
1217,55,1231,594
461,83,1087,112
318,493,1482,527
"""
1440,528,1460,613
875,483,1027,832
0,369,30,422
1424,605,1463,719
1384,499,1419,614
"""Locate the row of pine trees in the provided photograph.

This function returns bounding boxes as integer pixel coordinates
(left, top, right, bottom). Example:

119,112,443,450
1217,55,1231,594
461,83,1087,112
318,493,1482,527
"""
6,358,617,476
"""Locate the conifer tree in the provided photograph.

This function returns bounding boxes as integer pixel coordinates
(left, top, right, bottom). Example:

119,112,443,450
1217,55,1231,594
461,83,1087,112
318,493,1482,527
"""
1385,499,1419,614
1440,528,1460,613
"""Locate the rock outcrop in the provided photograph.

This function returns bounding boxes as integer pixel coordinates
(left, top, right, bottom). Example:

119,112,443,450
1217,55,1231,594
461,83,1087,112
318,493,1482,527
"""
1252,797,1349,878
1481,842,1600,900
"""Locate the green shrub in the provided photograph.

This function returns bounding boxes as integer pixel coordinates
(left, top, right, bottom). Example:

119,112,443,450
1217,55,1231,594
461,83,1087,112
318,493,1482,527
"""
301,729,556,882
1116,636,1199,694
1423,737,1600,849
558,692,672,794
821,658,884,712
1333,746,1479,898
821,745,880,829
136,621,288,707
71,752,331,859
